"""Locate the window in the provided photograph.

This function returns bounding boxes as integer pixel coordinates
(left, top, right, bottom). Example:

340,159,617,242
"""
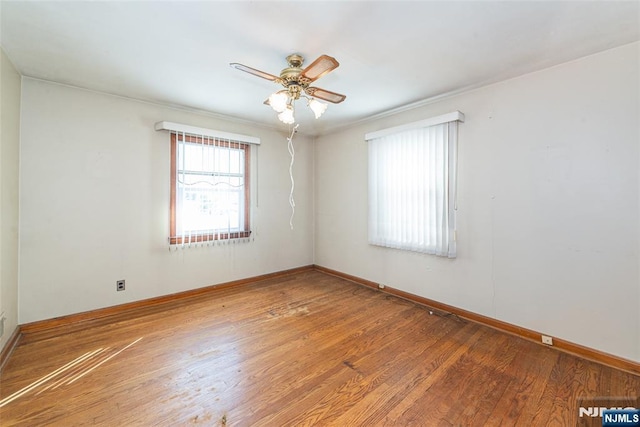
170,133,250,245
366,111,463,258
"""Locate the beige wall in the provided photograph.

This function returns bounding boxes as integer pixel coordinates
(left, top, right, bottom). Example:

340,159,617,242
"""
314,42,640,362
19,79,314,323
0,48,21,350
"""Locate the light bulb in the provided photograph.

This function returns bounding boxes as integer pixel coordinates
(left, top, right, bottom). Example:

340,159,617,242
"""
278,106,295,124
268,92,289,113
308,99,328,119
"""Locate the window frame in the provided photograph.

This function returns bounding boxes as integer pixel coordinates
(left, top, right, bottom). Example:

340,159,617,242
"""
170,133,251,245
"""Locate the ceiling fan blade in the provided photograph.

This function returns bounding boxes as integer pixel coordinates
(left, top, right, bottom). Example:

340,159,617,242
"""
230,63,279,82
300,55,339,83
305,87,346,104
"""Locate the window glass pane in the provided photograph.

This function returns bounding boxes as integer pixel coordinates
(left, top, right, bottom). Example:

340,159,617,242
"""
173,136,248,240
177,173,243,234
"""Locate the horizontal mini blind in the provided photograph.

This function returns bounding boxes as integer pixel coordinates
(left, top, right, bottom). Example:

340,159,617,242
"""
366,111,463,258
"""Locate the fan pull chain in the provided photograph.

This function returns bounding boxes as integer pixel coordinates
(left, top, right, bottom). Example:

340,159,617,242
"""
287,124,299,230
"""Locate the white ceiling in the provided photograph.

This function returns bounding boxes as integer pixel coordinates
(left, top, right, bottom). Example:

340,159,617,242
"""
1,1,639,135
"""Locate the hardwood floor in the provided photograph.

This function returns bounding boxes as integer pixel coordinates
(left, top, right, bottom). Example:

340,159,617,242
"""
1,270,638,426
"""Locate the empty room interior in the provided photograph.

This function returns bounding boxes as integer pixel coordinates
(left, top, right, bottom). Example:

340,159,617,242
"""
1,1,639,425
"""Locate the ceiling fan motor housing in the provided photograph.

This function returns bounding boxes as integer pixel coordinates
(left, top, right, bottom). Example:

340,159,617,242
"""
279,54,307,100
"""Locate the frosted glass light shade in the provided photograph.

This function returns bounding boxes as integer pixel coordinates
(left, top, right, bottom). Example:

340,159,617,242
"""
308,99,328,119
268,92,289,113
278,106,295,124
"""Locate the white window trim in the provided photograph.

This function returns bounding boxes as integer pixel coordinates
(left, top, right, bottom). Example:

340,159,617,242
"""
155,121,261,145
365,111,464,141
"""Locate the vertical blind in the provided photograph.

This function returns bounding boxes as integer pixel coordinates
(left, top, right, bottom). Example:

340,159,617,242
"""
171,132,251,247
155,122,259,248
366,112,463,258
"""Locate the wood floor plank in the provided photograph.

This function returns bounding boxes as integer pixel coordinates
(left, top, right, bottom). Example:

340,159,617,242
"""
380,325,489,425
487,342,560,424
260,306,432,426
1,270,639,426
332,315,464,426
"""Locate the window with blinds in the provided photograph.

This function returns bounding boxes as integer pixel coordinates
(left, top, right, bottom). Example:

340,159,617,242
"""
366,111,463,258
170,132,251,245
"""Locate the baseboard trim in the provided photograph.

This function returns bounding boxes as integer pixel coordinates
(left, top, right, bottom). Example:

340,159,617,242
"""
313,265,640,376
20,265,315,337
0,326,22,372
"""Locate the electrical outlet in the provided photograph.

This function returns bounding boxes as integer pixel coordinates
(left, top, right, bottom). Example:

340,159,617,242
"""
541,335,553,345
116,280,126,292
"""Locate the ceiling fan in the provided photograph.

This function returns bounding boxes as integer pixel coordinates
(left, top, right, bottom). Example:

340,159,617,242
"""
230,54,346,124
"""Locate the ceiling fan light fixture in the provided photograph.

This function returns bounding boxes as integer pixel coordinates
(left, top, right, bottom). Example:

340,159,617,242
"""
278,105,295,124
268,91,289,113
232,53,345,125
308,98,328,119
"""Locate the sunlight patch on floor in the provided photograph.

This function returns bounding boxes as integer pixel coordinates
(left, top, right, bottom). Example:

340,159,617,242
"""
0,337,143,407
